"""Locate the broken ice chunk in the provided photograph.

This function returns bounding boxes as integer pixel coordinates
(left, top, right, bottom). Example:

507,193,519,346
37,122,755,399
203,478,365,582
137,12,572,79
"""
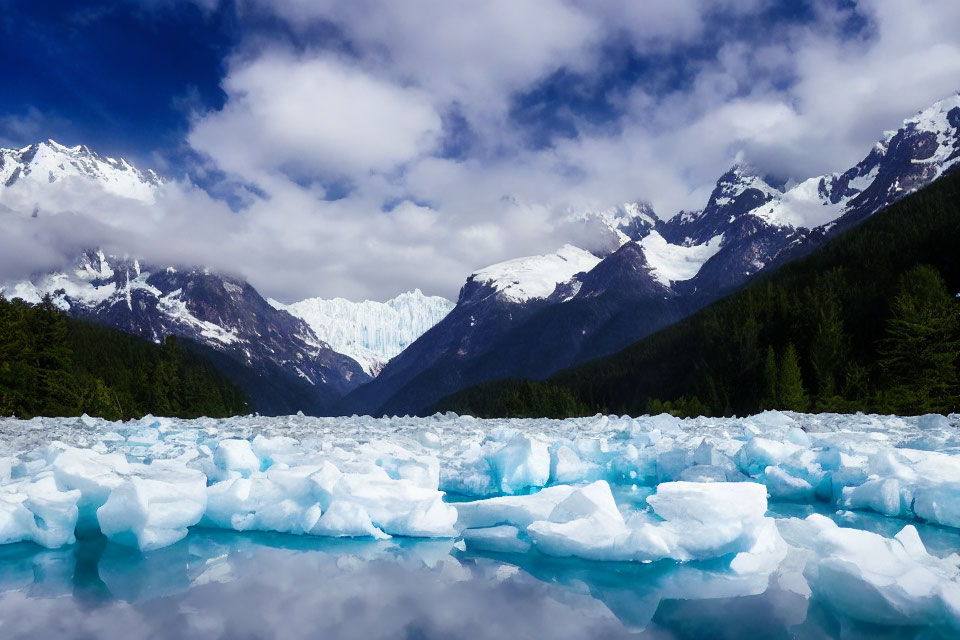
97,462,207,551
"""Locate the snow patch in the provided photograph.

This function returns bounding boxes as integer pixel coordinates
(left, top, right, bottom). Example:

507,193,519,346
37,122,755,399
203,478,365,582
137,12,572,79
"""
638,231,724,286
757,177,845,228
472,244,601,303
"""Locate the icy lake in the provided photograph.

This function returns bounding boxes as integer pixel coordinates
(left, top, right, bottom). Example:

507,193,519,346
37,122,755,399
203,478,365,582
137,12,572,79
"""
1,411,959,638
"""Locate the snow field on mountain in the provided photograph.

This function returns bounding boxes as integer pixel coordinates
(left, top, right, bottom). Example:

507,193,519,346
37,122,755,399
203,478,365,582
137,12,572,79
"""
471,244,601,302
903,93,960,181
756,176,847,228
1,410,959,627
638,230,724,286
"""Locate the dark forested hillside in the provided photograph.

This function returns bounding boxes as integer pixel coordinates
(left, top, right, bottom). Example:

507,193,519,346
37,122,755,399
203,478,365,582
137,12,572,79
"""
435,169,960,418
0,296,249,419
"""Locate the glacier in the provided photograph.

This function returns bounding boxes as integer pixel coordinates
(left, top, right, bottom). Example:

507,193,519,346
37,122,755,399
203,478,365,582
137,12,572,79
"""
1,410,959,636
270,289,454,376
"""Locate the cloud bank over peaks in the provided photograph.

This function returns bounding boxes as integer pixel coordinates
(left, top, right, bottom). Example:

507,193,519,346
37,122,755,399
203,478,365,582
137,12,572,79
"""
3,0,960,303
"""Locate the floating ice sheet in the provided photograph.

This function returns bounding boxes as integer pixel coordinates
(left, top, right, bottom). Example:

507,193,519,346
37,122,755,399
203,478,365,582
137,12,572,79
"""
1,410,959,633
1,410,959,548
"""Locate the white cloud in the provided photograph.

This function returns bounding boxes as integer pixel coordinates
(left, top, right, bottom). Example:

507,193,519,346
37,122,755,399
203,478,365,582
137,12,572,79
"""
577,0,764,47
189,50,442,183
5,0,960,303
247,0,601,122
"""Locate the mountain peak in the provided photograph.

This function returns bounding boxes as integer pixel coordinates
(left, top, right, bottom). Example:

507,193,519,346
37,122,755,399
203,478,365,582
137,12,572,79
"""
0,139,162,202
44,139,84,154
565,200,660,253
713,163,779,198
718,161,752,178
905,93,960,129
690,164,781,225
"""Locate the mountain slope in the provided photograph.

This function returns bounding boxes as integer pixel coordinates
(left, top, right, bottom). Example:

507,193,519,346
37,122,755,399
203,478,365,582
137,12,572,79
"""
0,143,372,416
2,251,371,415
341,95,960,417
270,289,454,376
0,296,249,420
336,243,613,415
435,165,960,418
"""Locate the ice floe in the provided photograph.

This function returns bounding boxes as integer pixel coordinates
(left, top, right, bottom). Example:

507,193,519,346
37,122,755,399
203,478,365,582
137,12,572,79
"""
1,410,959,630
780,514,960,628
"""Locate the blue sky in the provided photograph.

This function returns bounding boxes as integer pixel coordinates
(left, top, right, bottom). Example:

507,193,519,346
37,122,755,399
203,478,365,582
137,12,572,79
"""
0,1,232,162
1,0,852,171
1,0,959,300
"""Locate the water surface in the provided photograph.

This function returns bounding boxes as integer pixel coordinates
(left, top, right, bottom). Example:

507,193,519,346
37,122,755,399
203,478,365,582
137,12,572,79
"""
1,512,957,640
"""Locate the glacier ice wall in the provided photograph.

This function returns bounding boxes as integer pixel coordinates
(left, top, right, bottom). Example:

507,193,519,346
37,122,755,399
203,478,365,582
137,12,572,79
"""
271,289,454,375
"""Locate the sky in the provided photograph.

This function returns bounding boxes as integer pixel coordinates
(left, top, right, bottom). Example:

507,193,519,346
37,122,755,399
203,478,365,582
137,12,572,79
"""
1,0,959,302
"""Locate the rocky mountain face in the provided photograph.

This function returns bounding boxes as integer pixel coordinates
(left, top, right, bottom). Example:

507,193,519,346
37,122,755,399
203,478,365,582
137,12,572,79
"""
339,95,960,416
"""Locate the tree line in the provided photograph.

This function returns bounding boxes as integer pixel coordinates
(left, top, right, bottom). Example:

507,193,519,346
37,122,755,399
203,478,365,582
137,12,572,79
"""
0,295,249,419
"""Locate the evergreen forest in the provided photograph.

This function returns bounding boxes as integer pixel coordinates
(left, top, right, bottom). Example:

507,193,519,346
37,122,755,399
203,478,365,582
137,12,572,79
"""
0,296,250,420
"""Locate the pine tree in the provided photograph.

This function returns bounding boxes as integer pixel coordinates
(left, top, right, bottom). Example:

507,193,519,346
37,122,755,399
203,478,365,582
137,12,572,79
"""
31,295,76,414
808,281,845,399
150,336,183,415
760,346,778,410
879,265,960,413
0,297,38,416
75,374,121,420
0,297,247,419
777,343,809,412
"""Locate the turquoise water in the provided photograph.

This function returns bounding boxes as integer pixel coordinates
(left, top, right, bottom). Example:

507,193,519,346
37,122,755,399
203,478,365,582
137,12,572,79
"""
1,507,958,640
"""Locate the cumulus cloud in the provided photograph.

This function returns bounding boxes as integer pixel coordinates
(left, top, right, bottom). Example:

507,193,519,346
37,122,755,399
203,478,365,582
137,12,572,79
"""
189,51,443,183
245,0,601,122
3,0,960,302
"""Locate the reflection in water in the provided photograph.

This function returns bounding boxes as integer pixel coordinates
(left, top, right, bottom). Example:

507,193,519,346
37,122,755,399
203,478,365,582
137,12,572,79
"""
0,523,956,640
767,501,960,558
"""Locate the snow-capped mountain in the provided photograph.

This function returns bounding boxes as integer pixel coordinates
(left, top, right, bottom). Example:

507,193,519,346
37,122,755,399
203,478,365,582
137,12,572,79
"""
654,165,809,297
2,250,370,415
668,97,960,242
340,94,960,416
5,95,960,418
0,143,372,414
270,290,454,376
0,139,161,203
660,165,780,246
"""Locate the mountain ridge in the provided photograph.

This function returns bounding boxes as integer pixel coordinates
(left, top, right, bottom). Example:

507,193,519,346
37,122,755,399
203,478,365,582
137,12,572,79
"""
3,95,959,417
1,250,370,415
339,94,960,416
0,139,162,202
434,163,960,418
